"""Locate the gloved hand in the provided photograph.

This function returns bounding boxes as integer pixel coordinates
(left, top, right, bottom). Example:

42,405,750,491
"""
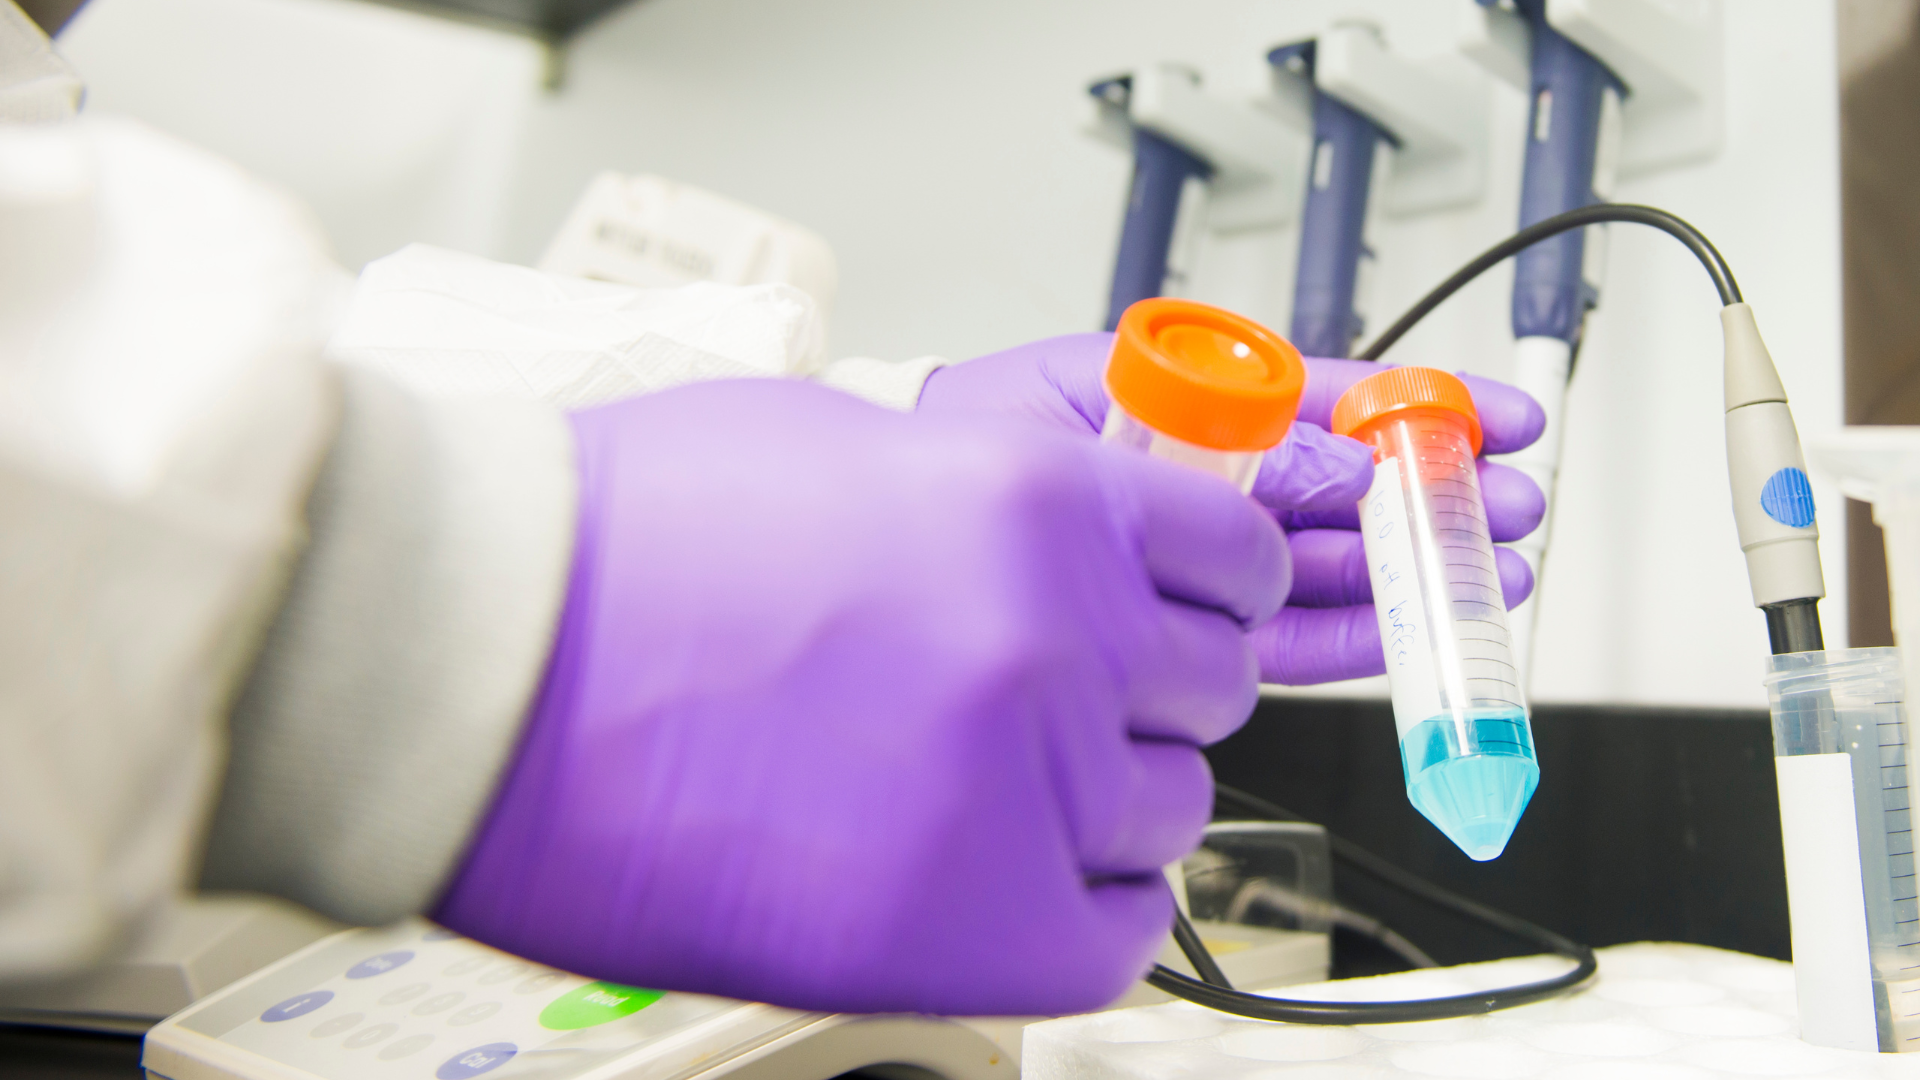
918,334,1547,685
433,379,1290,1016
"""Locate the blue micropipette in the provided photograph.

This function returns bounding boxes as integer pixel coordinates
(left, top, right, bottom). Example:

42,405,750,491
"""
1089,75,1214,332
1267,39,1394,361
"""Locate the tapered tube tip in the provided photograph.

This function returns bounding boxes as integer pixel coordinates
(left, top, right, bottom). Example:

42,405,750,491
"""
1407,754,1540,861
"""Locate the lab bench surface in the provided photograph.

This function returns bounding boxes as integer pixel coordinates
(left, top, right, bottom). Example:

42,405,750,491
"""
0,1025,917,1080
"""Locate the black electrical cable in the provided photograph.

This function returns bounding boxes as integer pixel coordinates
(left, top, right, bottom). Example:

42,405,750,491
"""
1148,783,1596,1023
1175,899,1443,983
1209,870,1439,968
1337,910,1439,970
1356,203,1741,364
1762,597,1825,655
1169,904,1234,989
1357,202,1817,646
1150,928,1593,1024
1372,203,1808,654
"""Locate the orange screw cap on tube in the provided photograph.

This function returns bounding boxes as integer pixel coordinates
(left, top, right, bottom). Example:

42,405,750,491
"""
1105,298,1306,451
1329,365,1483,455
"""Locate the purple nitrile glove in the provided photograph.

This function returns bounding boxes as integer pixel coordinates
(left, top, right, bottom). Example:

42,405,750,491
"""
433,378,1289,1016
918,335,1547,686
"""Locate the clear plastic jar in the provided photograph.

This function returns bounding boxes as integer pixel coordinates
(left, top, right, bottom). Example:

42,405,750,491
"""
1332,366,1536,861
1100,406,1264,492
1099,298,1305,492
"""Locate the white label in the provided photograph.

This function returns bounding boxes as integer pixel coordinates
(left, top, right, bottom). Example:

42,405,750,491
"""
1775,753,1879,1051
1360,458,1442,738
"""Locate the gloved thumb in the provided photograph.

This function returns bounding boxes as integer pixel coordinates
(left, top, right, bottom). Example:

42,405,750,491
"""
1250,421,1374,517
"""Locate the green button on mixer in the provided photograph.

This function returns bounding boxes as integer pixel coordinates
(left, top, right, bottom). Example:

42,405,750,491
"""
537,982,663,1030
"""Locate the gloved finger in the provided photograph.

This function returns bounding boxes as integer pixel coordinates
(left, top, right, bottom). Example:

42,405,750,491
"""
920,333,1114,432
1038,333,1117,430
1285,528,1371,608
1296,357,1383,429
1282,529,1535,609
1128,601,1261,745
1496,546,1535,609
1250,605,1385,685
1250,553,1529,683
1481,460,1546,542
1118,451,1291,626
1278,502,1361,532
1280,460,1545,538
1252,422,1375,516
1078,739,1214,876
1459,372,1547,456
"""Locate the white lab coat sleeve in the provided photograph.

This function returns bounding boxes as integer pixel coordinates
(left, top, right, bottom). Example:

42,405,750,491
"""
199,368,575,927
0,104,575,977
0,115,342,978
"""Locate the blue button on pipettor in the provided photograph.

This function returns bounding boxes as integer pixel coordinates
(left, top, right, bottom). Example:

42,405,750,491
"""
347,950,415,979
436,1043,518,1078
259,990,333,1023
1761,467,1816,528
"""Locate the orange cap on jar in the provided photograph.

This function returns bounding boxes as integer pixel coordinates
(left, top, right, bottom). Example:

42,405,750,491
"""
1105,298,1305,452
1330,366,1483,455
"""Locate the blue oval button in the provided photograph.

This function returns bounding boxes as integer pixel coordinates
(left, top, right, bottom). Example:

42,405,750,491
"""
437,1043,517,1078
260,990,333,1023
347,951,415,979
1761,467,1816,528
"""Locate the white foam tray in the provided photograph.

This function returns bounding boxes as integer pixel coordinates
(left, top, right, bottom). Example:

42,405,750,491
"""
1023,943,1920,1079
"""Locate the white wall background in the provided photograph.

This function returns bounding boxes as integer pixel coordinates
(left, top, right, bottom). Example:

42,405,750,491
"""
53,0,1844,710
59,0,544,268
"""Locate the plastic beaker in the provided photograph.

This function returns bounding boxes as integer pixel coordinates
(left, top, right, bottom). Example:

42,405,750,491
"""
1796,426,1920,1051
1766,647,1917,1052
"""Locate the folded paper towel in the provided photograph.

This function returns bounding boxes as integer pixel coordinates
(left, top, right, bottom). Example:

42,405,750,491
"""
326,244,830,409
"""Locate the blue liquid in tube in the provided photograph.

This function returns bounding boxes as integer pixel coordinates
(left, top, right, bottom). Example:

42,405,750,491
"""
1400,712,1539,861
